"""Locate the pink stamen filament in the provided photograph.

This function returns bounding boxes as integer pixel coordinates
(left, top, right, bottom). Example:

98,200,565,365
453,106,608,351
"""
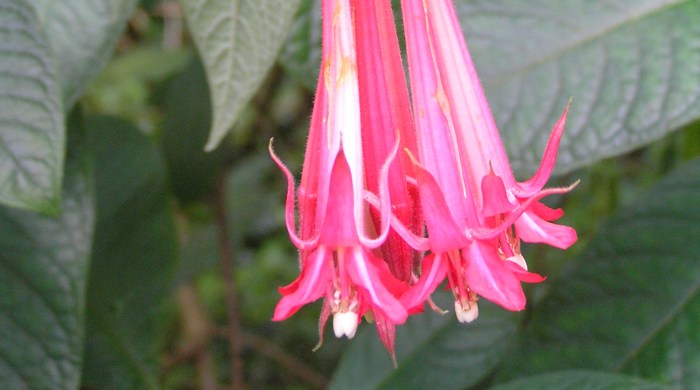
330,247,357,314
447,250,469,308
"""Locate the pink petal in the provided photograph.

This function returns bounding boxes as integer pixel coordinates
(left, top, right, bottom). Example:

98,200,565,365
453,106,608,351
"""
530,201,564,221
503,260,546,284
464,242,526,311
474,183,577,241
313,299,333,351
268,140,320,252
277,276,300,296
481,170,517,217
400,253,448,313
358,138,399,249
516,104,570,197
373,309,398,362
319,152,360,246
374,255,410,298
345,248,408,325
514,209,578,249
273,247,332,321
413,161,470,253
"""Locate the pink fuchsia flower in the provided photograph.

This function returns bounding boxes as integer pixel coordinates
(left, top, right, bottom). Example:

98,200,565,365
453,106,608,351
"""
353,0,424,354
269,0,410,346
399,0,577,320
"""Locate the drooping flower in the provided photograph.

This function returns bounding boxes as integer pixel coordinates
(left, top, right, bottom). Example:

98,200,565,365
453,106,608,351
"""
353,0,424,353
399,0,577,320
270,0,411,347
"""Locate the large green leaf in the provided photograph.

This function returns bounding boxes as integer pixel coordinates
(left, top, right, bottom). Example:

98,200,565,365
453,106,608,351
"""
0,0,64,213
180,0,301,151
0,120,94,388
81,116,177,389
330,298,519,390
492,371,669,390
281,1,700,175
27,0,138,105
457,0,700,176
499,158,700,388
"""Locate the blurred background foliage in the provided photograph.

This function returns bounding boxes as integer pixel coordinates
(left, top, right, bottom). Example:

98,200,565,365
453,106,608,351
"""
85,3,345,388
80,0,700,388
0,0,699,389
98,1,698,388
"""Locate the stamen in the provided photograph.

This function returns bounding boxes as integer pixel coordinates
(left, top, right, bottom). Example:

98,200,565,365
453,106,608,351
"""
454,298,479,323
448,250,469,305
333,311,359,338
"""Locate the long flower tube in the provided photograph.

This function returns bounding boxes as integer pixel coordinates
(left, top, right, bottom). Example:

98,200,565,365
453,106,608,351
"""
353,0,424,354
270,0,413,349
355,0,422,285
398,0,577,321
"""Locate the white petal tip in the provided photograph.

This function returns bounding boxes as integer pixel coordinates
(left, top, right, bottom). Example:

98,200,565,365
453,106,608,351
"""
455,300,479,323
506,254,528,270
333,311,359,338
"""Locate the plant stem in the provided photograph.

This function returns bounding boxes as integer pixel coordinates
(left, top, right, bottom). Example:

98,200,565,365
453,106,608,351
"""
241,331,329,389
213,177,246,389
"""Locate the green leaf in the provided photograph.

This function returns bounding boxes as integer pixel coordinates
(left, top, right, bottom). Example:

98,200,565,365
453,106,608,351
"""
0,119,94,388
491,371,669,390
161,57,228,203
180,0,301,151
499,158,700,388
26,0,138,105
81,116,177,389
0,0,64,213
457,0,700,175
330,298,519,390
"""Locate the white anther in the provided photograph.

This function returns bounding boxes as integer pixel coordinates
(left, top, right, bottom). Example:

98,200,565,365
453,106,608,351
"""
454,300,479,324
333,311,359,339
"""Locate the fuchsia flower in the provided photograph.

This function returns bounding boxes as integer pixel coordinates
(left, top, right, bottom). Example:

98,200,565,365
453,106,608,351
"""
398,0,577,321
271,0,578,354
354,0,424,353
269,0,416,351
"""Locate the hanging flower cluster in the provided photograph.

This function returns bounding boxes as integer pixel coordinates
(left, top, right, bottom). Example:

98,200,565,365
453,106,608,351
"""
270,0,577,357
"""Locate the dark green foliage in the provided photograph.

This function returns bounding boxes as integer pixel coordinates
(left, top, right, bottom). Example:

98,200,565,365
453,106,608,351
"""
0,1,699,388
